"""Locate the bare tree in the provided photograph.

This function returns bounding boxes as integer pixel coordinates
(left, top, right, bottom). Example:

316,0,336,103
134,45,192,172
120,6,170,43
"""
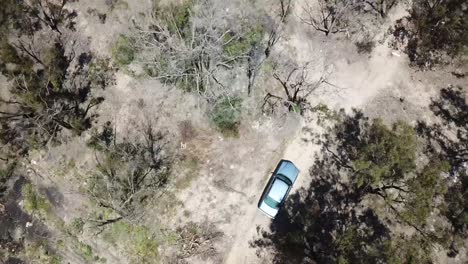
263,63,325,114
135,0,257,101
86,122,170,225
261,92,284,115
361,0,399,18
299,0,349,36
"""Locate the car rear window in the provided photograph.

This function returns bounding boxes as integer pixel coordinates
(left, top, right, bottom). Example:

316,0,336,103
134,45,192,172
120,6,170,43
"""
264,195,280,208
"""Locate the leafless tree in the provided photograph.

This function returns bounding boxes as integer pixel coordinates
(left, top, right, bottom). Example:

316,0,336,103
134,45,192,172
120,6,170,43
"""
263,63,325,114
261,93,284,115
87,122,170,225
274,64,325,103
299,0,349,36
361,0,399,18
135,0,254,102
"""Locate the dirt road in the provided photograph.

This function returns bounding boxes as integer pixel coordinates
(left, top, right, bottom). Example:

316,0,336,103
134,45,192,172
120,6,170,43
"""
223,119,320,264
222,19,411,263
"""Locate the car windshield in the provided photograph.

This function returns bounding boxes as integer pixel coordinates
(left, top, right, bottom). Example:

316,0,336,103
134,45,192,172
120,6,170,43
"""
264,195,280,208
276,173,292,185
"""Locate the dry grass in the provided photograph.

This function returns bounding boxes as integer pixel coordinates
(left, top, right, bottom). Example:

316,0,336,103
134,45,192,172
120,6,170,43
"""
175,156,201,190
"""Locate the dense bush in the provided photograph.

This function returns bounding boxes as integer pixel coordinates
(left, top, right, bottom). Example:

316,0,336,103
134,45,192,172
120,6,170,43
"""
398,0,468,67
211,97,242,135
223,25,265,58
155,0,193,36
136,0,265,98
111,35,135,66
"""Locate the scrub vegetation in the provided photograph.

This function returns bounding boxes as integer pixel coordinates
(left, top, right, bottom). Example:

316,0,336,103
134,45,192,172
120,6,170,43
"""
0,0,467,263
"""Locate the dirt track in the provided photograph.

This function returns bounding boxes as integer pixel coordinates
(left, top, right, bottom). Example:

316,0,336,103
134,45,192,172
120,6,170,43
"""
220,4,414,262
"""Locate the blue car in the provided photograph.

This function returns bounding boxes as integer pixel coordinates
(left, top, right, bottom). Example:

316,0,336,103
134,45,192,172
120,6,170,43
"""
258,160,300,218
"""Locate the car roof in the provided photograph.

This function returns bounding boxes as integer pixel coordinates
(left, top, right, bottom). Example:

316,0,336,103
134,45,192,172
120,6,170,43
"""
276,160,300,183
268,179,289,203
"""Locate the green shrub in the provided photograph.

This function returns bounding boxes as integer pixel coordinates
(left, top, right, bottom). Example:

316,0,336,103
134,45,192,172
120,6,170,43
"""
25,240,62,264
109,0,129,10
290,103,301,113
0,161,16,200
352,120,417,188
405,0,468,67
70,217,85,234
88,57,114,89
175,156,200,189
21,183,68,232
0,41,23,66
223,25,264,58
211,97,242,136
78,242,93,260
311,103,342,124
111,35,135,66
22,184,51,215
156,1,193,36
143,64,158,77
102,221,159,262
43,42,69,91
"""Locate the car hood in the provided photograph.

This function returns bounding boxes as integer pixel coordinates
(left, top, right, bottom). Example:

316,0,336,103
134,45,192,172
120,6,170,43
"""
258,201,279,218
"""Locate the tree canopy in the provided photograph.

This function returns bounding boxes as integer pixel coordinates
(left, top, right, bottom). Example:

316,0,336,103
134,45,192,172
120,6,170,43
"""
0,0,108,158
253,99,468,262
395,0,468,66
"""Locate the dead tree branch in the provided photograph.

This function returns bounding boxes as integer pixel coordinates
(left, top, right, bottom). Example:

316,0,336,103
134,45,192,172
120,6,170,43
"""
264,63,326,114
299,0,349,36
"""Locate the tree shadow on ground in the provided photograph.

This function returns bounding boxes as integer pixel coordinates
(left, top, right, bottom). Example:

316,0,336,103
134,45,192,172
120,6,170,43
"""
250,152,390,264
417,86,468,253
250,97,468,262
0,176,51,263
417,86,468,174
